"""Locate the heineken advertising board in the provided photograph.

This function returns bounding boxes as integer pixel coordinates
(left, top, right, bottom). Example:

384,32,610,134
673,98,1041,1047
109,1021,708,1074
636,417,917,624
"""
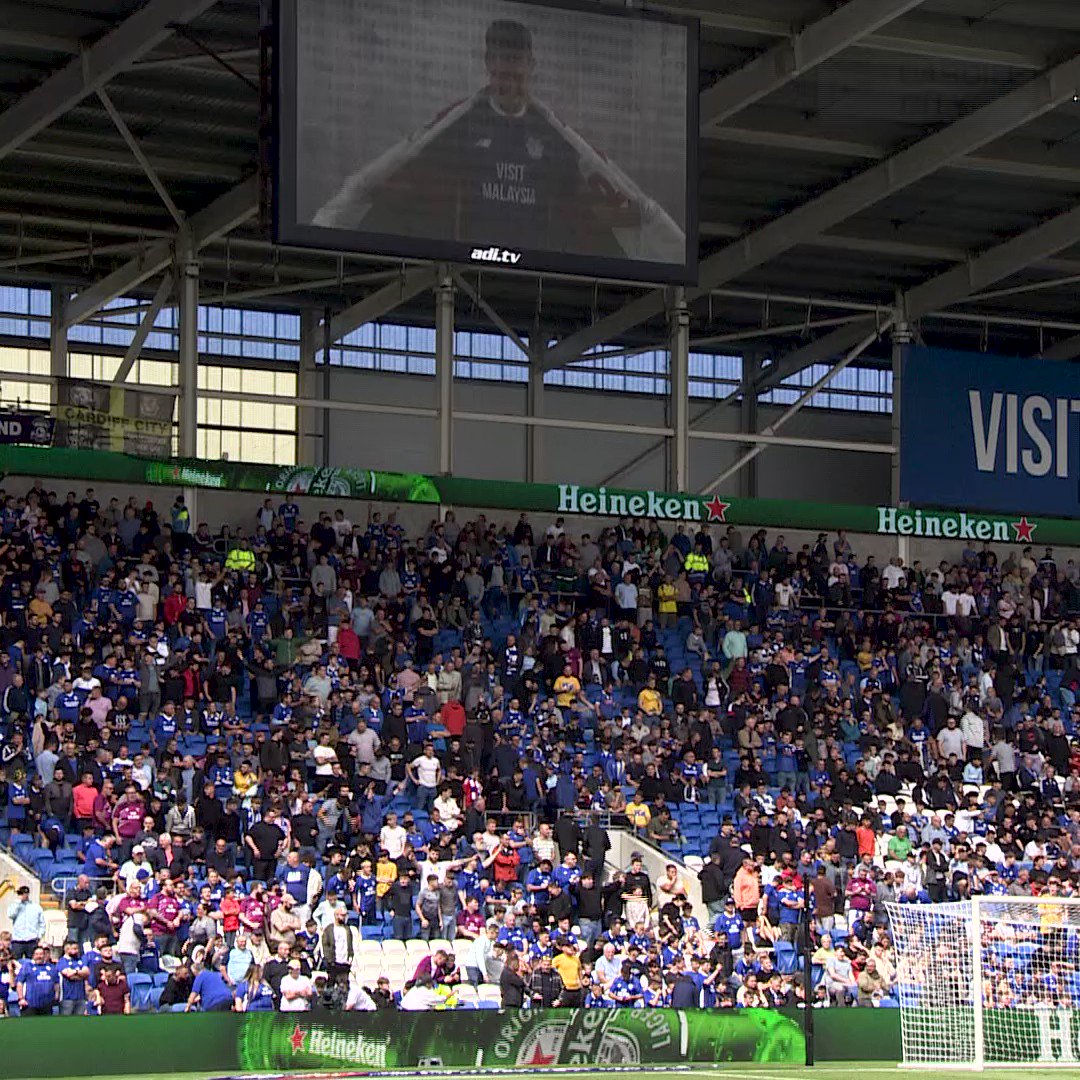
0,444,1075,545
238,1007,804,1069
0,1008,808,1078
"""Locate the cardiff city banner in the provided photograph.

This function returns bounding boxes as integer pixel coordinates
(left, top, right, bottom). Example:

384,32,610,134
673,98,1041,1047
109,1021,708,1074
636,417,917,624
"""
54,376,176,457
0,444,1075,545
900,345,1080,517
0,1008,806,1078
0,411,54,446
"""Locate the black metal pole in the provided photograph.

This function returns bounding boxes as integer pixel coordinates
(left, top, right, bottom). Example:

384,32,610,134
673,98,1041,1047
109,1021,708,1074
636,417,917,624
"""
802,875,815,1066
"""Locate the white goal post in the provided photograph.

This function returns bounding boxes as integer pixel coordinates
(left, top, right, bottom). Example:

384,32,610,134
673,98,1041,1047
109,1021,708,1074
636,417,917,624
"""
886,896,1080,1070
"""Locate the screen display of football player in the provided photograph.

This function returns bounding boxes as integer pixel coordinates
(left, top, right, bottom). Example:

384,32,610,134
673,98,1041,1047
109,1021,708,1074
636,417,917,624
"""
313,18,685,263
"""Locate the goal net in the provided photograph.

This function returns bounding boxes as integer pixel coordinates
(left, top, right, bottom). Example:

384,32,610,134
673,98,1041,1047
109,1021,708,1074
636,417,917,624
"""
886,897,1080,1069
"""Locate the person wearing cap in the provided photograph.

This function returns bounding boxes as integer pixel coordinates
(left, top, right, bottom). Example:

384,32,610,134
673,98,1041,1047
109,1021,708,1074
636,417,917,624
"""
278,958,314,1012
117,845,152,891
7,884,45,960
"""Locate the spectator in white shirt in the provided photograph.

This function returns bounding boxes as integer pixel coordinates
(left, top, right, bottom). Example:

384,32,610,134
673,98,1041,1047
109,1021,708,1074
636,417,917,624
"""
960,710,985,758
379,813,406,860
936,717,965,761
278,960,313,1011
882,558,906,591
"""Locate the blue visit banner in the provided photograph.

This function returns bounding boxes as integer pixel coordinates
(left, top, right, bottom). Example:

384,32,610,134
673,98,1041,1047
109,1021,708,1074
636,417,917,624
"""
901,345,1080,518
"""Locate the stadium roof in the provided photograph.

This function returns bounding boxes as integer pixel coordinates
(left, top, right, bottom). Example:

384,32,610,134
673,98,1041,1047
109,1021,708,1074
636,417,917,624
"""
3,0,1080,379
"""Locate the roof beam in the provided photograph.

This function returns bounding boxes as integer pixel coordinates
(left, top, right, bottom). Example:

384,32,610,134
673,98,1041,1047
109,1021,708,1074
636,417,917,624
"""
111,272,174,385
754,318,885,394
544,50,1080,371
708,124,1080,185
700,0,927,129
658,3,1051,69
63,175,257,327
760,200,1080,388
904,202,1080,319
327,268,437,344
0,0,220,164
1038,333,1080,362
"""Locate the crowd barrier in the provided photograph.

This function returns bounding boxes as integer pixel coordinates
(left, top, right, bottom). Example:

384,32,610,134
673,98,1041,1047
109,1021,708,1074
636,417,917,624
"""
0,1006,903,1078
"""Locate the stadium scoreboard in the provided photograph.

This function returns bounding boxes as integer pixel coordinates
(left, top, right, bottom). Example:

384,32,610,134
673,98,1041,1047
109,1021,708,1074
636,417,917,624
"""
274,0,698,284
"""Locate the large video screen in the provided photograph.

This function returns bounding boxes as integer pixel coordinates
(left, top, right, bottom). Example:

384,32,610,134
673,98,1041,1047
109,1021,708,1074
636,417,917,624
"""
275,0,698,284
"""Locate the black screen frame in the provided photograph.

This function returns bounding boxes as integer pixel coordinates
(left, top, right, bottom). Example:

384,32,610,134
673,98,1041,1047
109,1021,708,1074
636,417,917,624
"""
273,0,699,285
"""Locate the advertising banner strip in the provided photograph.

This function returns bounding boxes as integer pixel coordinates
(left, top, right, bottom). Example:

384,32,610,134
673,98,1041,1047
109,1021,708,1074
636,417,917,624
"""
0,444,1074,545
0,1008,807,1078
237,1007,804,1070
0,412,54,446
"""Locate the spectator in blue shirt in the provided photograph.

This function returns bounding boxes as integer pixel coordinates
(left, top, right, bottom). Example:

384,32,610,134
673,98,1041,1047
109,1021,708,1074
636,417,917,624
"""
16,945,59,1016
56,940,90,1016
186,965,234,1012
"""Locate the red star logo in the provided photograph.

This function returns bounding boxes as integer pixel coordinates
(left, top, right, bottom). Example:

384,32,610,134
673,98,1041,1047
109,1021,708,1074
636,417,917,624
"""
1012,516,1037,543
290,1024,307,1053
704,495,730,523
527,1045,556,1066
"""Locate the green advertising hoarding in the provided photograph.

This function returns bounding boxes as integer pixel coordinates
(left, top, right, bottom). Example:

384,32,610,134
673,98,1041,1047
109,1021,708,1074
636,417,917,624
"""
0,1007,805,1078
0,444,1066,545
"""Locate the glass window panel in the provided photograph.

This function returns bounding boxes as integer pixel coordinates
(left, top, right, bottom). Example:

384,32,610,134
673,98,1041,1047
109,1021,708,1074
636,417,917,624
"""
274,434,296,465
242,368,275,396
244,432,274,462
220,430,241,461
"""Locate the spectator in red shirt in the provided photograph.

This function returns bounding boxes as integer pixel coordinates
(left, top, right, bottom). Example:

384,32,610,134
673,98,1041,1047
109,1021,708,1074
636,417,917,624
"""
336,624,361,663
217,885,242,946
488,838,521,885
163,583,187,625
72,773,98,827
94,965,130,1015
439,699,466,738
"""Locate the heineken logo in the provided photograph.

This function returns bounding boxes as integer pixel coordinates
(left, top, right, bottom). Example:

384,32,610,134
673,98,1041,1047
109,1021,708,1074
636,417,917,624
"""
558,484,730,523
289,1024,389,1068
876,506,1036,543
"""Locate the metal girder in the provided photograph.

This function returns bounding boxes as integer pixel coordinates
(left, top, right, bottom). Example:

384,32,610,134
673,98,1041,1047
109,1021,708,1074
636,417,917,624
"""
904,202,1080,319
63,176,258,327
754,317,884,395
1039,333,1080,362
111,273,174,385
2,30,81,53
700,319,894,494
707,124,1080,185
97,88,184,227
757,201,1080,390
0,0,220,163
543,50,1080,372
657,3,1052,70
451,271,529,357
327,267,436,344
700,0,926,129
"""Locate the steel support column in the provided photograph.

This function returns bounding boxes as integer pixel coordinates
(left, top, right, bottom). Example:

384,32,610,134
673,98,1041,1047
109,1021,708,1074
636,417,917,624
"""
739,392,759,500
298,310,323,466
49,285,67,405
891,297,914,563
177,255,199,519
669,289,690,491
527,346,545,483
435,267,454,475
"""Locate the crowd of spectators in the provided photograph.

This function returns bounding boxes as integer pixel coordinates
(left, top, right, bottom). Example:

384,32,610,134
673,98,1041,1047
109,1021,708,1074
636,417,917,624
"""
0,480,1078,1017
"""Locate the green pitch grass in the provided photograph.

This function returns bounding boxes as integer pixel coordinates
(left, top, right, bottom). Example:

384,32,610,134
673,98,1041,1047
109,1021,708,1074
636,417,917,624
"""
23,1065,1080,1080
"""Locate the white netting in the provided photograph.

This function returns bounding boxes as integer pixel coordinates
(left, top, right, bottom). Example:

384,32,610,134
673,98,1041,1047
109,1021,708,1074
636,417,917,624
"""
887,898,1080,1068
